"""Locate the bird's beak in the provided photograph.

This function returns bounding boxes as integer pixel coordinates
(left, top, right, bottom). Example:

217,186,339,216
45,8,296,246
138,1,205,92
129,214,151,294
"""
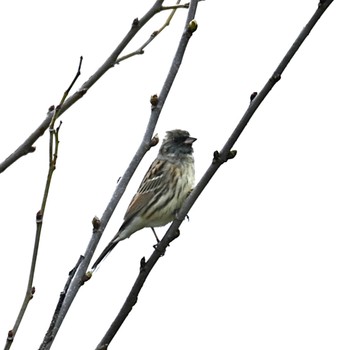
184,136,197,145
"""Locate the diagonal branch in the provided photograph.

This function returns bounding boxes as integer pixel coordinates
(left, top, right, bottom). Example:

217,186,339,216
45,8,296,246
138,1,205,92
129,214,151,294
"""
38,256,84,350
94,0,334,347
0,0,188,174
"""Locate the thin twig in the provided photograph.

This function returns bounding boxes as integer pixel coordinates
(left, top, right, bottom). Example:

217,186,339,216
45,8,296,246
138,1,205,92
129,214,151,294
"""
95,0,334,348
116,1,186,64
162,3,189,11
3,58,82,350
59,56,83,105
0,56,82,174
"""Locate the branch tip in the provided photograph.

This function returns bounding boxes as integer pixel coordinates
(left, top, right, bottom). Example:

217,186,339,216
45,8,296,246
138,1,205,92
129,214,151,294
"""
55,120,63,133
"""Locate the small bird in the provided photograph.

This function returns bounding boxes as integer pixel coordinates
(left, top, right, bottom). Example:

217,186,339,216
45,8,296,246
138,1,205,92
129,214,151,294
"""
91,129,196,270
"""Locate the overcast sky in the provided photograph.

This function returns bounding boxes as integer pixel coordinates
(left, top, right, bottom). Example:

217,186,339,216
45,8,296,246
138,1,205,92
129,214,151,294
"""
1,1,349,349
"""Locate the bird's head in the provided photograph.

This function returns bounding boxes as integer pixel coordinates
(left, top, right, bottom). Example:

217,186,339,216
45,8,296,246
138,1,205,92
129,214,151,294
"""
159,129,196,158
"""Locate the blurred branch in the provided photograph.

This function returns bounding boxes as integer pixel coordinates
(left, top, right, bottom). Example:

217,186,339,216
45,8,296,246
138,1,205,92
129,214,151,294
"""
95,0,334,347
0,0,188,174
37,2,200,350
3,59,82,350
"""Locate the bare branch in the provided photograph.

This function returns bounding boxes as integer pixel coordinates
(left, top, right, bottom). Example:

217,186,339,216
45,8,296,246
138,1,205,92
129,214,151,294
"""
57,56,83,108
3,59,82,350
117,1,186,64
0,0,187,174
38,256,84,350
94,0,334,347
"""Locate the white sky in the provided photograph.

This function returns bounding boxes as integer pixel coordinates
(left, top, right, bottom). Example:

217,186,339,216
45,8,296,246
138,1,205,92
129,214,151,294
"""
0,1,349,349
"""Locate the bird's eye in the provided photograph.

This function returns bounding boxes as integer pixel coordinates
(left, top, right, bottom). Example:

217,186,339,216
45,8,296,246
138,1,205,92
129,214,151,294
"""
174,136,188,144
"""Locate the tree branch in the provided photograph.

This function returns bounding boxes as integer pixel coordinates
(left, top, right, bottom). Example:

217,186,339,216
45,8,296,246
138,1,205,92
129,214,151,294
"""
116,0,185,64
0,0,186,174
38,256,84,350
94,0,334,347
3,58,82,350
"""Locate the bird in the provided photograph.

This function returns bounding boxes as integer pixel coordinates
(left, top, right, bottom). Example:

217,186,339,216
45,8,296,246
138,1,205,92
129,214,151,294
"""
91,129,196,270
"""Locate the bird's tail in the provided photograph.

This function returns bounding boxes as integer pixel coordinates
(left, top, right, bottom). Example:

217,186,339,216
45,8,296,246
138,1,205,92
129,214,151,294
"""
91,237,119,271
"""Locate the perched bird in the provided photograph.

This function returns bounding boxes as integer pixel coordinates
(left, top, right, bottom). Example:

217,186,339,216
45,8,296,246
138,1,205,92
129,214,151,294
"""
91,129,196,270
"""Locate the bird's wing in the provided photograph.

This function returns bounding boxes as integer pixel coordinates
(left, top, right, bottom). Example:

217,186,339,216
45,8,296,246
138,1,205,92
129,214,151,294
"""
123,159,167,222
91,160,167,271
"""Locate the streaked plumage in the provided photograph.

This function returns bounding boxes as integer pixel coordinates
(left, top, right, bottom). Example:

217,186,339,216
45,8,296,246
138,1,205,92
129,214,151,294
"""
91,129,196,270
